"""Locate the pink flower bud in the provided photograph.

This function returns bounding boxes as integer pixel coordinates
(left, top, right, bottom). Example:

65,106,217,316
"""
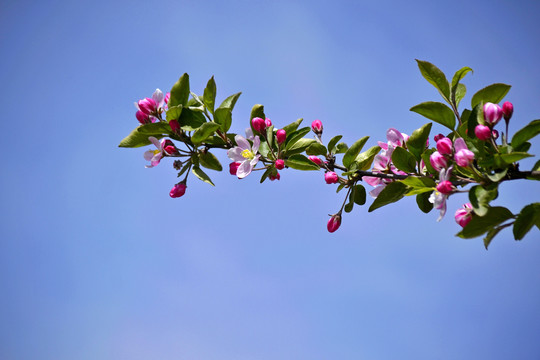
265,118,272,128
161,139,177,155
483,102,503,125
434,133,445,142
164,92,170,104
429,151,448,172
138,97,157,115
474,124,491,141
275,159,285,170
455,203,473,227
327,214,341,233
502,101,513,121
229,162,241,175
169,183,187,198
252,117,266,133
136,110,151,124
492,129,499,140
454,138,475,167
436,180,453,195
325,171,339,184
169,119,180,133
269,171,281,181
436,137,453,155
311,120,323,135
309,156,323,166
276,129,286,144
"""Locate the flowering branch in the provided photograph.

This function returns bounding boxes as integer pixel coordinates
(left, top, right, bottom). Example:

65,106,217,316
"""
120,61,540,249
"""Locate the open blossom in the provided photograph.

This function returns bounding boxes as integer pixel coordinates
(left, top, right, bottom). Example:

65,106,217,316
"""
378,128,408,159
135,89,166,122
227,135,261,179
429,166,453,221
327,214,341,233
455,203,473,227
454,138,475,167
143,136,176,168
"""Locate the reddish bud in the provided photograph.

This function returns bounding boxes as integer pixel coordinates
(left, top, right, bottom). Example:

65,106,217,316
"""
269,172,281,181
311,120,323,135
436,137,453,155
434,133,445,142
138,97,157,115
455,203,473,228
325,171,339,184
265,118,272,128
136,110,151,124
429,151,448,172
483,102,503,125
164,92,170,104
474,124,492,141
492,129,499,140
252,117,266,133
327,214,341,233
169,119,180,133
229,162,241,175
502,101,513,122
169,183,187,198
309,156,323,166
275,159,285,170
276,129,286,144
436,180,453,195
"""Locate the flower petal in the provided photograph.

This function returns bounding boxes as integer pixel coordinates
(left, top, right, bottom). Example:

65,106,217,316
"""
387,128,404,147
144,150,155,161
236,160,252,179
234,135,250,150
227,147,245,162
252,136,260,153
453,138,468,152
149,136,161,149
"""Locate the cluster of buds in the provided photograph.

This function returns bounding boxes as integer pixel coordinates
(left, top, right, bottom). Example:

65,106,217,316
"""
474,101,513,141
430,136,474,171
134,89,169,124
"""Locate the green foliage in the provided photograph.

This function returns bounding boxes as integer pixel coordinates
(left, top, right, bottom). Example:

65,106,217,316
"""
355,146,381,171
511,120,540,149
199,151,222,171
327,135,343,154
416,192,433,213
285,154,320,171
192,166,215,186
203,76,216,114
368,182,408,212
119,123,171,148
406,123,432,161
192,122,221,145
513,203,540,240
416,60,450,103
169,73,190,108
392,146,417,173
470,83,511,108
469,185,498,217
410,102,455,130
343,136,369,168
457,206,514,239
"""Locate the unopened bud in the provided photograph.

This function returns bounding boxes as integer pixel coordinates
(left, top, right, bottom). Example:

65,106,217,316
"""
492,129,499,140
265,118,272,128
434,133,445,142
136,110,151,124
169,119,180,133
169,183,187,198
275,159,285,170
436,180,453,195
229,162,241,175
436,137,453,155
324,171,339,184
502,101,513,122
252,117,266,133
474,124,491,141
269,171,281,181
483,102,503,125
327,214,341,233
429,151,448,172
276,129,286,144
138,97,157,115
455,203,473,228
309,156,323,166
311,120,323,135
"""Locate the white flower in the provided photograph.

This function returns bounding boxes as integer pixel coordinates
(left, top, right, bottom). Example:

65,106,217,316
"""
227,135,261,178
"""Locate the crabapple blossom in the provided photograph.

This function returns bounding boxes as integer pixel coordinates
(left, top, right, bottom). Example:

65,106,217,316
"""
252,117,266,133
455,203,473,227
492,129,499,140
429,151,448,172
308,156,323,165
227,135,261,179
275,159,285,170
483,102,503,125
144,136,175,168
475,124,491,141
454,138,475,167
327,214,341,233
324,172,339,184
311,120,323,135
502,101,513,121
434,133,445,142
169,119,180,133
276,129,286,144
136,110,151,124
429,166,453,221
169,183,187,198
265,118,272,128
269,172,281,181
436,180,453,195
436,137,453,155
229,162,241,175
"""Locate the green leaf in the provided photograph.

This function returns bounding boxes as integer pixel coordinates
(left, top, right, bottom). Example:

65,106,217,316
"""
169,73,190,108
345,188,355,213
454,83,467,108
391,146,417,173
335,142,349,154
218,92,241,111
416,192,433,213
306,142,327,156
368,182,408,212
179,108,206,131
286,138,316,155
355,146,381,171
469,185,499,217
458,206,514,239
118,123,171,148
192,166,215,186
327,135,343,154
250,104,265,120
285,127,311,151
258,141,270,157
353,184,366,205
406,122,432,160
483,226,504,250
471,83,511,108
192,122,221,145
467,103,484,138
511,119,540,149
415,60,450,103
259,167,273,183
285,154,320,171
343,136,369,168
166,105,183,121
203,76,217,114
214,107,232,133
513,203,540,240
495,152,533,166
410,102,455,130
486,168,508,182
401,176,436,195
266,125,274,149
198,151,222,171
282,118,303,135
451,66,473,95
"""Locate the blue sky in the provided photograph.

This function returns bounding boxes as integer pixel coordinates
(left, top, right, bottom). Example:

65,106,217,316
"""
1,0,540,359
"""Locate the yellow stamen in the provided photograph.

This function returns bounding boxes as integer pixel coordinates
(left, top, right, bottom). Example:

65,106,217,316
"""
241,149,254,159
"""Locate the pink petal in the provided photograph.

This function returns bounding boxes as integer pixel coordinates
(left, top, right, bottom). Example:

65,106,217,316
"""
234,135,250,150
227,147,245,162
236,160,252,179
252,136,260,153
